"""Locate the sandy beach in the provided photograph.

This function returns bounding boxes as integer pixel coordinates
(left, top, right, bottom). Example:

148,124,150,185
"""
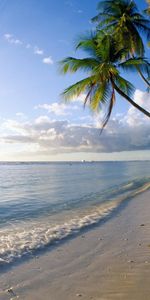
0,189,150,300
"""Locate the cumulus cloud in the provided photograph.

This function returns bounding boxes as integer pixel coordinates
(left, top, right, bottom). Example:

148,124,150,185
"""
72,93,87,103
42,56,54,65
122,89,150,127
1,116,149,154
15,112,27,119
0,90,149,156
35,102,79,116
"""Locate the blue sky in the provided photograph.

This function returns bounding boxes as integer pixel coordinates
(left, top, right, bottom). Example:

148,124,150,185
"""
0,0,149,161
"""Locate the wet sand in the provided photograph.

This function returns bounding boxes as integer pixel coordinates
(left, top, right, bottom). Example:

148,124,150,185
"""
0,189,150,300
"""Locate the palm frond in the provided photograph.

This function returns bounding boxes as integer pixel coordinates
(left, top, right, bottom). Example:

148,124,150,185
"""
83,84,95,107
59,57,99,74
101,89,115,132
134,21,150,39
75,33,98,57
119,57,150,74
131,12,148,19
97,0,137,16
115,75,135,97
90,82,111,111
125,22,145,56
61,76,96,101
97,0,123,15
91,12,115,24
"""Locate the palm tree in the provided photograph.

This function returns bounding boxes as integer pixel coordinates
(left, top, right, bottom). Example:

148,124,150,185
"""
92,0,150,87
60,32,150,130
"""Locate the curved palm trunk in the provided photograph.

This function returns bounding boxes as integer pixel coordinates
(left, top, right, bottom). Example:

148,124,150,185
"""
136,67,150,88
130,53,150,88
130,54,150,88
112,80,150,117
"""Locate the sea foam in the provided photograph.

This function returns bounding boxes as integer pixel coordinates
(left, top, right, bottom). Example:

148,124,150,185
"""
0,180,149,266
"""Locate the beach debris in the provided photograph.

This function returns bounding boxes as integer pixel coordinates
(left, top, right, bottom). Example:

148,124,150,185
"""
128,260,134,263
76,293,82,297
7,288,14,294
7,287,16,297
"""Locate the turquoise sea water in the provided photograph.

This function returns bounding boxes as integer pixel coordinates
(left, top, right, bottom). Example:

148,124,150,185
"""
0,161,150,266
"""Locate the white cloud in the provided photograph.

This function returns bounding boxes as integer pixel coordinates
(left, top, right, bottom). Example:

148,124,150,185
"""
16,112,26,118
4,33,23,45
4,33,48,64
42,56,54,65
34,46,44,55
0,90,149,158
121,89,150,127
4,33,12,39
1,115,149,154
35,102,80,116
65,93,87,105
73,93,87,103
35,115,50,124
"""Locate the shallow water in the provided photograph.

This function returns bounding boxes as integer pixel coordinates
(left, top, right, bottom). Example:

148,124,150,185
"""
0,161,150,265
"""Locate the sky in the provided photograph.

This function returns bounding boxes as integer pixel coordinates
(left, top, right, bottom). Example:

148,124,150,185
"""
0,0,149,161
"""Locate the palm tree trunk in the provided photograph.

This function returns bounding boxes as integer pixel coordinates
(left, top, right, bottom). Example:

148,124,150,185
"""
130,54,150,88
112,80,150,117
136,66,150,88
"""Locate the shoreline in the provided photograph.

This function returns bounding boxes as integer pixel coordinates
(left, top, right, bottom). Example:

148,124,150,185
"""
0,189,150,299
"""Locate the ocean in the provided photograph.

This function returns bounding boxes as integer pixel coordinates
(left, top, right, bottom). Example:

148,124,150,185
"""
0,161,150,267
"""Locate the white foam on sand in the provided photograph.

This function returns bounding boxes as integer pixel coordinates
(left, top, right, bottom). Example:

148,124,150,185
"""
0,200,119,264
0,181,149,265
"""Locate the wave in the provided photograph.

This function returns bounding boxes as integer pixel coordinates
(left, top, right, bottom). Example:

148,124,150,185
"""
0,180,150,266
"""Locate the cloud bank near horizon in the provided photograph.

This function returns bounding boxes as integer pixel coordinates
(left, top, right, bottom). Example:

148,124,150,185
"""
0,89,149,159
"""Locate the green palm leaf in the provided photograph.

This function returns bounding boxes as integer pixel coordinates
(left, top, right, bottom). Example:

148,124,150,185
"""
93,0,150,58
101,90,115,131
61,76,96,101
60,2,150,130
90,82,111,111
119,57,150,74
115,75,135,97
59,57,99,74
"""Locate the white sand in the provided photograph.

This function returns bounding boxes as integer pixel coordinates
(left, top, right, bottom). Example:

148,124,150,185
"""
0,189,150,300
